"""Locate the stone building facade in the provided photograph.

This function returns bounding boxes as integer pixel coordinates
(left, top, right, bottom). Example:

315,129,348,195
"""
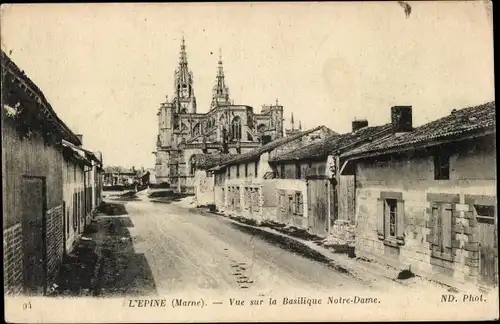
154,38,286,193
343,102,497,288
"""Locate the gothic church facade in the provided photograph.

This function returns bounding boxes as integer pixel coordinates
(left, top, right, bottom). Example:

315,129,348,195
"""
155,38,285,193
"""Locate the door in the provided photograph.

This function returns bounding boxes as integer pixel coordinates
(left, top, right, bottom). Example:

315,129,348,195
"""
21,176,46,295
476,205,498,286
307,177,329,237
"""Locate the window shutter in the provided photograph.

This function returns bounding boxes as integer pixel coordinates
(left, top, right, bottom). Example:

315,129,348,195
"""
431,203,440,248
442,204,452,250
396,200,405,243
377,198,385,240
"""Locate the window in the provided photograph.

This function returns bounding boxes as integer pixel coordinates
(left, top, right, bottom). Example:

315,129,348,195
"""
385,199,397,237
294,192,304,216
231,117,242,141
288,196,294,214
254,161,258,178
431,202,453,261
280,164,285,179
434,151,450,180
245,163,248,177
190,161,196,175
475,205,495,225
377,194,404,245
295,163,301,179
236,165,240,178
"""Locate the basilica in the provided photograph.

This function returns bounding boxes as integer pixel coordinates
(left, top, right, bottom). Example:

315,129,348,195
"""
154,38,293,193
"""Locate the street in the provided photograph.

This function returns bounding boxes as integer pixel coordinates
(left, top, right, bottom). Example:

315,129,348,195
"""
87,196,368,296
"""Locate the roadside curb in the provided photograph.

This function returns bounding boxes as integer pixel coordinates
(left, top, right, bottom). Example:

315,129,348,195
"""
192,207,406,288
191,207,476,292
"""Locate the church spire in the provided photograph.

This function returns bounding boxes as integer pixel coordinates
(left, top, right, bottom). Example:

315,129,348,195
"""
291,113,295,130
211,48,231,110
179,36,187,65
174,36,196,113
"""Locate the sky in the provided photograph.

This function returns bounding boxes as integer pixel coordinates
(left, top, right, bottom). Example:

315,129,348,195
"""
1,2,494,168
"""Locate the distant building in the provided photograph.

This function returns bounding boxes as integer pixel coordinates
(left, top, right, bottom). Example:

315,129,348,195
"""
103,166,137,186
62,137,103,253
154,38,289,194
210,126,336,224
191,153,237,207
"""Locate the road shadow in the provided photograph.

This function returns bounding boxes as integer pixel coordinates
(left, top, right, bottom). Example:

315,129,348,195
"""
93,216,156,297
52,202,157,297
229,222,351,275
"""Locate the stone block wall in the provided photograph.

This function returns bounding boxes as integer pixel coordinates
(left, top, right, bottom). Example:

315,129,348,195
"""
45,204,64,287
354,146,496,287
330,220,356,246
3,223,23,295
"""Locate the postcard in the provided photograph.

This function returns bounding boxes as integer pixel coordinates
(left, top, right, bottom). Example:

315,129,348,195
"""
1,1,498,322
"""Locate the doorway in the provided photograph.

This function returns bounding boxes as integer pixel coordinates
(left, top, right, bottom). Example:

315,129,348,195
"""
21,176,46,295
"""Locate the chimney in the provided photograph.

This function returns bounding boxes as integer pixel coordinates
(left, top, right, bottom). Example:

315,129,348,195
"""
76,134,83,146
391,106,413,133
261,135,272,145
352,119,369,132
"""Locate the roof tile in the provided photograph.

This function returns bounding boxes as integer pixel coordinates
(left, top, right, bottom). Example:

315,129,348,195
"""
343,101,495,158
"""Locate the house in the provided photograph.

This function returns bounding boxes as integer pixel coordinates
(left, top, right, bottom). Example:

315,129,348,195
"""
2,51,83,295
269,120,392,238
61,138,103,253
341,103,496,288
211,126,336,224
191,153,237,207
103,166,138,187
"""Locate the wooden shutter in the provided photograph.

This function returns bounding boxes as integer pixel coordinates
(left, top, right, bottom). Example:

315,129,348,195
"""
431,203,440,249
396,200,405,243
442,203,453,251
377,198,385,240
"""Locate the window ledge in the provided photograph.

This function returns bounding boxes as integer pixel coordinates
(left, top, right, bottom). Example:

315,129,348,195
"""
383,238,405,248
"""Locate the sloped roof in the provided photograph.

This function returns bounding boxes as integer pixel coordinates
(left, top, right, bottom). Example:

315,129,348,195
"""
343,101,496,159
1,50,82,145
103,166,137,174
218,125,336,167
191,153,238,170
62,140,91,166
270,124,392,162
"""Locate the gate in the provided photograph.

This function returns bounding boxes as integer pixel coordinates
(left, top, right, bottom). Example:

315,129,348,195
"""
306,176,330,237
21,176,46,295
476,205,498,285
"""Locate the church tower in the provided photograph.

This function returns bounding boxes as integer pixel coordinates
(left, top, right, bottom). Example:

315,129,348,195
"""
210,49,231,110
173,37,197,114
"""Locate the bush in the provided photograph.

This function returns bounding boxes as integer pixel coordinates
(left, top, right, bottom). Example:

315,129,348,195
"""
150,182,170,189
148,189,175,198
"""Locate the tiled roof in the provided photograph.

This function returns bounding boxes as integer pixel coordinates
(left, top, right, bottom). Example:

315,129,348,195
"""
270,124,392,162
343,101,496,159
191,153,238,170
219,125,336,167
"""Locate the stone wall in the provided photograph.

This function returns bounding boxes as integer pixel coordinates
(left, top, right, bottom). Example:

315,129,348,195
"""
3,223,23,295
354,141,496,286
194,169,215,206
46,204,64,287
